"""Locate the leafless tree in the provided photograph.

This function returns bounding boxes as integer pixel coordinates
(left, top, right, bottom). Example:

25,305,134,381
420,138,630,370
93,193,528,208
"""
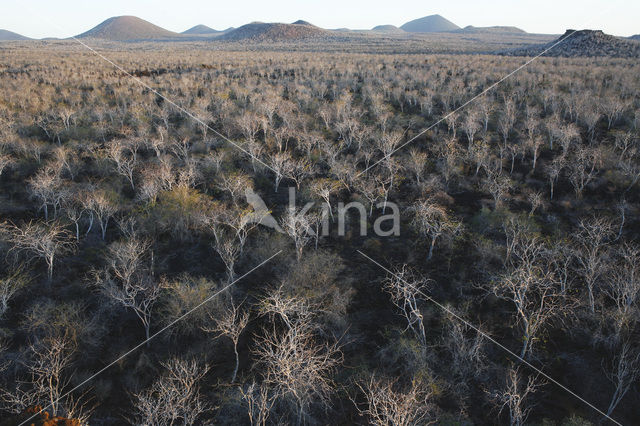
82,190,118,240
269,151,294,192
483,172,512,210
567,145,602,198
216,171,253,205
405,148,428,185
239,381,276,426
0,269,27,319
544,156,565,200
498,97,517,153
319,138,343,169
203,300,250,383
146,128,168,157
170,138,192,164
462,110,481,149
615,199,628,242
236,112,261,144
600,98,627,130
619,157,640,193
505,141,524,175
254,308,342,425
525,136,544,172
558,123,580,156
106,140,138,190
280,206,314,261
526,190,544,216
502,216,535,266
206,205,260,282
468,140,492,176
581,107,601,142
411,199,462,260
376,130,404,170
477,97,492,134
604,341,640,418
444,111,459,138
18,139,47,165
259,286,311,331
213,226,245,283
96,238,161,341
383,266,428,352
353,376,435,426
34,113,64,145
434,137,462,186
548,240,576,295
602,244,640,336
490,367,541,426
286,156,312,190
52,145,79,181
490,234,562,358
28,166,63,221
62,195,86,242
193,103,214,141
613,131,638,161
443,309,485,383
177,158,202,189
27,337,75,417
336,115,364,149
493,266,561,359
573,216,615,313
523,106,540,141
0,220,75,283
132,358,210,425
310,178,339,220
353,176,383,217
2,334,92,422
374,158,402,213
138,164,165,204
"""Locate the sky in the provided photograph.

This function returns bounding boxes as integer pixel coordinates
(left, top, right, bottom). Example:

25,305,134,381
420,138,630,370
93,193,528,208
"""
2,0,638,39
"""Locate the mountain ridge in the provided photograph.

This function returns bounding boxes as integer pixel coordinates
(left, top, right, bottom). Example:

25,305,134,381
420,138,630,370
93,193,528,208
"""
456,25,526,34
371,25,405,33
220,22,328,41
292,20,316,27
182,24,219,35
400,14,460,33
76,16,179,40
505,29,640,58
0,29,30,41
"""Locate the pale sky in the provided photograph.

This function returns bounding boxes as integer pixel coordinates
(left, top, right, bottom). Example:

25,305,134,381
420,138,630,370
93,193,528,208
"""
3,0,638,39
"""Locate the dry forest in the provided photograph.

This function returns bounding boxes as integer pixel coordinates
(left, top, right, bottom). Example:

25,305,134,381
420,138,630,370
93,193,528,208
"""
0,42,638,425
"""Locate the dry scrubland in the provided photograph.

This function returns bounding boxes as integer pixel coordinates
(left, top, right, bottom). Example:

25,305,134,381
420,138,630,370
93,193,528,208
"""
0,44,638,425
1,30,557,55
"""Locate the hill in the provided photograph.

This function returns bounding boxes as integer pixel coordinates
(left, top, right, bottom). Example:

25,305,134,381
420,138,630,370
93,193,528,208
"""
629,34,640,41
0,29,30,41
220,22,328,41
400,14,460,33
456,25,526,34
505,29,640,58
292,20,316,26
182,24,219,34
371,25,405,33
76,16,179,40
